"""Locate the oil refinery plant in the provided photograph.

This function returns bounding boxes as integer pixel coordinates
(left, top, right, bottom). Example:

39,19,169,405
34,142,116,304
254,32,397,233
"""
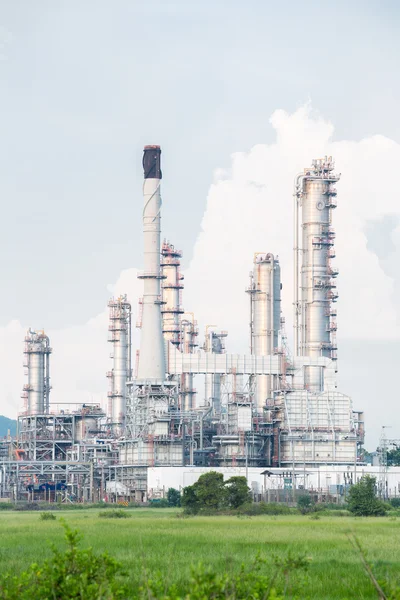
0,147,365,502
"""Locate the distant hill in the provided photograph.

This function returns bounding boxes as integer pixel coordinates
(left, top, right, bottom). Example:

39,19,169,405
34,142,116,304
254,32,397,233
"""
0,415,17,438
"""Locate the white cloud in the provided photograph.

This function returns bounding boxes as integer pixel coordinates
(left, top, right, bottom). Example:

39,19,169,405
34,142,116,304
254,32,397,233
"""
1,105,400,435
185,106,400,349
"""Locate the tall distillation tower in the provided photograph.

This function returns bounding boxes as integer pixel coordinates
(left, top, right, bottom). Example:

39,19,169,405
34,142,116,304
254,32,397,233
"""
247,254,281,412
161,241,184,347
107,296,132,433
294,157,339,392
21,330,52,415
180,316,198,411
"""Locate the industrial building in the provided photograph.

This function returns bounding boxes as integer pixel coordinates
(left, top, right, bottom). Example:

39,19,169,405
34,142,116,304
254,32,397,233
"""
0,147,368,502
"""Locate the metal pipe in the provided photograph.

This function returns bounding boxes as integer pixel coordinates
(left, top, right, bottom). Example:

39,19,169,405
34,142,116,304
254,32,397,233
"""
293,173,303,356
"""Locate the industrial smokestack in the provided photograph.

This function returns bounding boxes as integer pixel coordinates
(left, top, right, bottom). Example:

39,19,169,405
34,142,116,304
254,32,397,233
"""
137,146,166,382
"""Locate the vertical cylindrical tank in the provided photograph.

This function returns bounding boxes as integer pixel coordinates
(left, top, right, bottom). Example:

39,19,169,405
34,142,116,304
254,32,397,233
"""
298,157,339,391
204,330,227,414
107,296,131,431
181,318,198,411
161,241,184,346
137,146,166,382
248,254,281,412
22,330,52,415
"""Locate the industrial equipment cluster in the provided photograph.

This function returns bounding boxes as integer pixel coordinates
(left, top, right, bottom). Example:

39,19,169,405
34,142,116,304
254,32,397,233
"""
0,147,367,502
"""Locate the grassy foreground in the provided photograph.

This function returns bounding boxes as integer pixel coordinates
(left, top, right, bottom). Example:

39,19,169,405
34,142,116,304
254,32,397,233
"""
0,508,399,599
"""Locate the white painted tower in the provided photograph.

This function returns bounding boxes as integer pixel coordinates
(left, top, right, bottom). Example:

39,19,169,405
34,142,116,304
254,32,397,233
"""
21,330,52,415
294,157,339,392
107,295,131,431
248,254,281,412
137,146,166,382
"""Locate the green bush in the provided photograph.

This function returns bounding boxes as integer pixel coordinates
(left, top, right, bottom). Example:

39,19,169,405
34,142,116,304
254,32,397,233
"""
167,487,181,507
98,509,131,519
149,498,169,508
141,553,310,599
0,503,13,510
316,509,351,517
14,502,41,511
297,495,313,514
238,502,293,516
348,475,388,516
182,472,252,514
0,523,126,599
389,497,400,508
39,512,56,521
314,502,348,511
0,523,311,599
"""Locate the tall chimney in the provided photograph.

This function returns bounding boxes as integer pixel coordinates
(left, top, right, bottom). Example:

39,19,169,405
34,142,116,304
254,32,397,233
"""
137,146,166,381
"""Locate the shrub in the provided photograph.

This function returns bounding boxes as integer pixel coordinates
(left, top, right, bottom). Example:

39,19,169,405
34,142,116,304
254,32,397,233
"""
225,476,252,509
348,475,388,516
390,497,400,508
98,509,131,519
182,471,228,514
149,498,169,508
141,552,310,599
182,472,253,514
314,502,348,511
0,503,13,510
39,512,56,521
0,522,126,599
297,495,313,514
14,502,41,511
316,509,351,517
238,502,293,516
167,487,181,507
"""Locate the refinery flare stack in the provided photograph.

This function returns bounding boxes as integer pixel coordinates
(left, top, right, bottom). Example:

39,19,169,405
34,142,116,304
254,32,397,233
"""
0,146,365,502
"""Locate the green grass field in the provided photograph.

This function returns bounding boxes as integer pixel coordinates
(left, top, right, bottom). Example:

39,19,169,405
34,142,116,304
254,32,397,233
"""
0,508,398,599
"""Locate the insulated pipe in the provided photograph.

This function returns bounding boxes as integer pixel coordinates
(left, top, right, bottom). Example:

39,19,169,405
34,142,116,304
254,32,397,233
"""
293,173,304,356
137,146,166,382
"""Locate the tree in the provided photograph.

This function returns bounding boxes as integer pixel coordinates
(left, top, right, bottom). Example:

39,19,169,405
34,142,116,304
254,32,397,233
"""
297,495,313,514
348,475,387,516
225,476,252,508
387,448,400,466
181,485,199,514
181,471,227,513
167,487,181,507
194,471,227,510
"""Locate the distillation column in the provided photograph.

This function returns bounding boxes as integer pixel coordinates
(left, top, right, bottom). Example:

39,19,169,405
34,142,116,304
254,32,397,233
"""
107,296,131,431
137,146,166,382
294,157,339,391
21,330,52,415
248,254,281,412
204,330,227,415
161,241,184,346
181,317,198,411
